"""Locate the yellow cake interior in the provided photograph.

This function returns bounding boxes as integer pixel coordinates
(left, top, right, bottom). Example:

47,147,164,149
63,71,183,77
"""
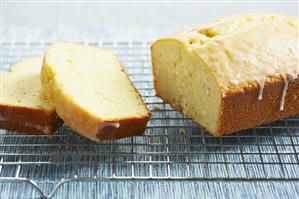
1,57,53,112
152,40,222,133
42,41,149,120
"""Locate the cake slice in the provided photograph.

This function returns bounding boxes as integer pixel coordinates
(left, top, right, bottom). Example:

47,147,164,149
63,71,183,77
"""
151,13,299,136
41,41,151,141
0,57,63,135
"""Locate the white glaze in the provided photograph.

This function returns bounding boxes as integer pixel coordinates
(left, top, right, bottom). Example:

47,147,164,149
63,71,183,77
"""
168,13,299,119
273,57,278,70
230,79,239,85
280,75,290,111
257,77,266,100
104,122,120,129
178,16,298,95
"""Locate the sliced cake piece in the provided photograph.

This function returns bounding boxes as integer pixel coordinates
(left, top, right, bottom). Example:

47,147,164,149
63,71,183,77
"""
41,41,151,141
0,57,63,135
151,13,299,136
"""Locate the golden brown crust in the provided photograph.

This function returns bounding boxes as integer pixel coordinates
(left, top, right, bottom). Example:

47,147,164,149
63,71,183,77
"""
154,72,299,137
0,105,63,135
217,75,299,136
96,116,150,140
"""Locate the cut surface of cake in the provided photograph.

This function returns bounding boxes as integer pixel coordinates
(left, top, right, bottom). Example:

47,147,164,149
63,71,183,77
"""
41,41,151,141
151,13,299,136
0,57,63,135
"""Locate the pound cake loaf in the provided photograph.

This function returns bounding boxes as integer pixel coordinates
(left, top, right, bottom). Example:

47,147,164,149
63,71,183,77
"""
0,57,63,135
151,13,299,136
41,41,151,141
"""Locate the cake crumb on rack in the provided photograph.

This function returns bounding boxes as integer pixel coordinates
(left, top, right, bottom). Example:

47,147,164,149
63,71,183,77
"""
154,105,162,111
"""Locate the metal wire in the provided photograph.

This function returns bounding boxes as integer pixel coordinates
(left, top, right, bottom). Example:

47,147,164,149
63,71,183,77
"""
0,40,299,198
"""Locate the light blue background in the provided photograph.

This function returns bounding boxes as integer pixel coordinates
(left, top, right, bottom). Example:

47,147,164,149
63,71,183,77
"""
2,1,298,40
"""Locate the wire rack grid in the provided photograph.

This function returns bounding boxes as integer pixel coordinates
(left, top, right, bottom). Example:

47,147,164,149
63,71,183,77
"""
0,39,299,198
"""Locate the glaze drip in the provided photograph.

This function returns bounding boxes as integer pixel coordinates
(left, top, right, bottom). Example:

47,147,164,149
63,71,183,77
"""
279,74,295,111
257,77,266,100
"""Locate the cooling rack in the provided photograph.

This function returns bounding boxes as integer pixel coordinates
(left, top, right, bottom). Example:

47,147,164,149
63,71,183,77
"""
0,40,298,199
